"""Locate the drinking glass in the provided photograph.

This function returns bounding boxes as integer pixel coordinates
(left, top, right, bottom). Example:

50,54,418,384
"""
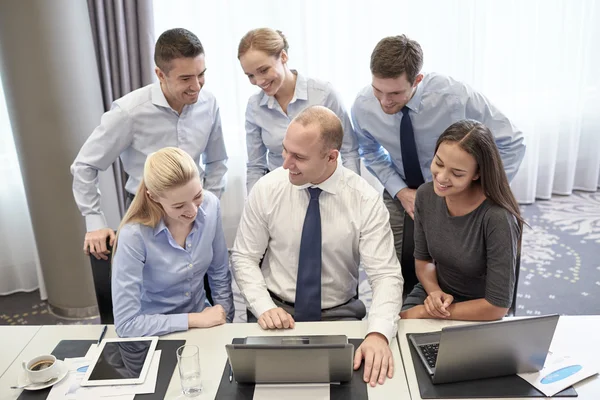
177,345,202,397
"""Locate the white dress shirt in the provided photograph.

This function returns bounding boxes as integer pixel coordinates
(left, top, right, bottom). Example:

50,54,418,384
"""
231,163,404,343
71,83,228,231
245,71,360,193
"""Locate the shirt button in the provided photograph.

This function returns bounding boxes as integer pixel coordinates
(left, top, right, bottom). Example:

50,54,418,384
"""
185,292,190,297
188,263,193,268
187,243,191,248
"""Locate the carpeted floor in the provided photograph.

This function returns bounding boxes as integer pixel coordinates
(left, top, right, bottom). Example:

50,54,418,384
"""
1,190,598,326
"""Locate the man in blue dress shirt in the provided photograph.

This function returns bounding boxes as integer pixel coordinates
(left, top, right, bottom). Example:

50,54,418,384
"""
351,34,525,294
71,28,228,261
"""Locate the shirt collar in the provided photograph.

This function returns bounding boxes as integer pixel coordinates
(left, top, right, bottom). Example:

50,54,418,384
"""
151,82,172,109
153,203,207,237
293,161,342,195
405,78,425,113
260,70,307,109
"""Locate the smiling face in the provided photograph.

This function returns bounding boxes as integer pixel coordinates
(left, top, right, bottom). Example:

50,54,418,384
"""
281,120,338,186
155,55,206,112
149,177,204,226
431,141,480,197
239,49,288,97
371,73,422,115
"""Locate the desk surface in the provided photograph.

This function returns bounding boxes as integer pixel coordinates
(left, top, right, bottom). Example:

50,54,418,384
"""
0,321,409,400
0,326,42,378
398,316,600,400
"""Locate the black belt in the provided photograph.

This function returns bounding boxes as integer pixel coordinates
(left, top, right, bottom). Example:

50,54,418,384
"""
268,290,353,311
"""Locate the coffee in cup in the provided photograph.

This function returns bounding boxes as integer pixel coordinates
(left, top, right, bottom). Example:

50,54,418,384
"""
22,355,59,384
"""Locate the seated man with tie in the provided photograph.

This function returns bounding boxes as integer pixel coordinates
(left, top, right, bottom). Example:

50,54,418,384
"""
351,34,526,294
231,105,404,387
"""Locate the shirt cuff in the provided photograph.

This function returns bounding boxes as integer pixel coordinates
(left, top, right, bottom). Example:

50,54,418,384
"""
85,213,108,232
366,317,399,345
385,178,407,199
170,313,189,333
253,297,279,319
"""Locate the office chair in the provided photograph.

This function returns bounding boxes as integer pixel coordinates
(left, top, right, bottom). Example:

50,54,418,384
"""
400,212,419,298
89,233,214,325
507,238,522,317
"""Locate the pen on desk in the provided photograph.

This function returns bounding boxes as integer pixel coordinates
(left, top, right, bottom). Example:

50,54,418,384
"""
96,325,107,346
228,360,233,383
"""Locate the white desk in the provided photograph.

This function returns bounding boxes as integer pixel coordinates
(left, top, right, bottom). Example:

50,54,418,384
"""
0,321,409,400
397,316,600,400
0,324,117,399
0,325,42,378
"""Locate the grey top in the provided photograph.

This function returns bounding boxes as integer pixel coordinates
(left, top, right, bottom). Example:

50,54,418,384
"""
413,182,520,308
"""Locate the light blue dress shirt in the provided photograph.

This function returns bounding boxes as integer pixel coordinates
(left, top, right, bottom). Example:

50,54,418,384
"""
112,191,234,338
71,83,228,232
351,73,525,198
245,71,360,193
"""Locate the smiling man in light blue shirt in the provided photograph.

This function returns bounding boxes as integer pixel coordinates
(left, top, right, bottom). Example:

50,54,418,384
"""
352,35,525,293
71,28,228,261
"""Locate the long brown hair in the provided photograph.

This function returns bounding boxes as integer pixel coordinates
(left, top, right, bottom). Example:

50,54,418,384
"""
113,147,199,256
436,120,525,229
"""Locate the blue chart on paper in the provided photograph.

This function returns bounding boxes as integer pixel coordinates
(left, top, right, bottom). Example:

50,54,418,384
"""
540,365,583,384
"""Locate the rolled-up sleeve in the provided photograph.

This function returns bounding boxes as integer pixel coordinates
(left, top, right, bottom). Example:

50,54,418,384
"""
71,105,133,232
112,225,188,337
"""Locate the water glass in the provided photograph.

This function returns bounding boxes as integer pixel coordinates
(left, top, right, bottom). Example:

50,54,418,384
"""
177,345,202,397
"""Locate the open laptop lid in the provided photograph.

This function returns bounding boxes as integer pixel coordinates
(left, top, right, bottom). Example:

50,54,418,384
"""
244,334,348,346
409,315,560,384
435,314,560,383
225,341,354,383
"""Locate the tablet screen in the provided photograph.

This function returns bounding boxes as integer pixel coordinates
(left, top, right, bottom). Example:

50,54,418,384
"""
88,340,153,381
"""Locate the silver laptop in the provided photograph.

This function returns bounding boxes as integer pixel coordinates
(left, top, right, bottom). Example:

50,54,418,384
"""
408,314,560,384
225,335,354,383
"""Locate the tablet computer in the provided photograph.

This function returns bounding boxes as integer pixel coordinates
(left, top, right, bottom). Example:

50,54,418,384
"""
81,337,159,386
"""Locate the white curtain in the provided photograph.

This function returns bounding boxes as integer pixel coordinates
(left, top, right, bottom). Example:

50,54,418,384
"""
153,0,599,246
0,75,46,298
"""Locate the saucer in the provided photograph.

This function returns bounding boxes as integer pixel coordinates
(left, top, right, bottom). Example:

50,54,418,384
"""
17,359,68,390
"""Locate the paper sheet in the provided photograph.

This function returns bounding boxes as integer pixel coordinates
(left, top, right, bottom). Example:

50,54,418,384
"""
253,383,330,400
46,349,161,399
518,352,598,397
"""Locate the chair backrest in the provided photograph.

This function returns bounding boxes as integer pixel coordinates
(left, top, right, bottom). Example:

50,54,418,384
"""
89,234,214,325
507,238,522,317
400,212,419,297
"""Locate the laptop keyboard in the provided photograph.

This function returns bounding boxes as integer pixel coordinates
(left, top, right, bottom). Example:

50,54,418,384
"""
419,343,439,369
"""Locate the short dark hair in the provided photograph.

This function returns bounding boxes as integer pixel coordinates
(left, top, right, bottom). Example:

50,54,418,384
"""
293,106,343,153
154,28,204,73
370,35,423,83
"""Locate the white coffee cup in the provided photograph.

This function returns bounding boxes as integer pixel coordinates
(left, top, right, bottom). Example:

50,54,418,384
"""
22,355,59,384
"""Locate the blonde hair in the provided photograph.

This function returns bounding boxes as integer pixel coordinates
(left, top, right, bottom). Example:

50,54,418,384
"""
114,147,199,254
238,27,289,59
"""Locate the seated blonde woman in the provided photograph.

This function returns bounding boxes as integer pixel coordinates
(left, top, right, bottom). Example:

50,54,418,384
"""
112,147,233,337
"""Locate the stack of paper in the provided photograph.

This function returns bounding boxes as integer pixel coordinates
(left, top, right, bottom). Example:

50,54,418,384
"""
518,352,597,397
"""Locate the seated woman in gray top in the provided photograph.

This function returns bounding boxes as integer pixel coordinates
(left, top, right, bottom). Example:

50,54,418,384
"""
400,119,523,321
